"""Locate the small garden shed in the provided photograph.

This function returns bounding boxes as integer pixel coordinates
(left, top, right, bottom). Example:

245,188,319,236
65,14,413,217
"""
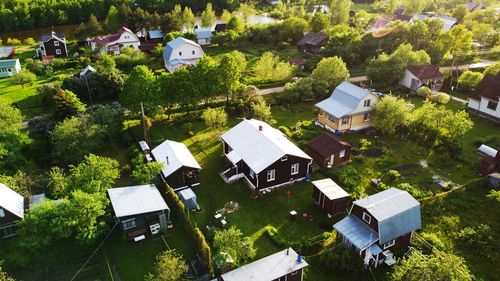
312,178,350,216
178,188,199,210
306,133,351,167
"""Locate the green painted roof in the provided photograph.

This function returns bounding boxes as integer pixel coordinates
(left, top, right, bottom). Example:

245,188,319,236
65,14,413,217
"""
0,59,19,68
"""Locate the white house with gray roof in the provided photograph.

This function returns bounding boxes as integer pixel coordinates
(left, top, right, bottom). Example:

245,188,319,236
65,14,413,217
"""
315,81,379,132
0,59,21,78
334,188,421,267
163,37,204,72
0,183,24,239
194,28,213,45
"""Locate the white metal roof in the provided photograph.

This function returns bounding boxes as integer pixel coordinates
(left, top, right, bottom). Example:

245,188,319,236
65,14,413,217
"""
0,183,24,219
312,178,350,200
108,184,169,218
315,81,372,118
478,144,498,158
220,119,311,173
79,65,96,77
179,188,196,201
139,140,150,151
151,140,202,178
221,248,308,281
334,215,379,251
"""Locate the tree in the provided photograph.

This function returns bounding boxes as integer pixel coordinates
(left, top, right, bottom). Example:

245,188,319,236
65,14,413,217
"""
472,23,498,49
118,2,132,27
310,12,330,32
22,37,36,45
160,13,181,33
182,7,195,30
145,250,188,281
66,154,120,194
390,250,473,281
452,4,469,22
120,65,159,115
253,52,293,82
27,115,56,140
132,162,163,185
38,84,86,120
213,227,256,266
432,92,450,104
329,0,351,25
65,191,107,242
221,9,232,22
227,16,244,34
252,100,272,123
0,262,15,281
104,5,120,33
218,52,245,105
171,4,183,24
311,56,349,88
47,167,68,198
0,101,22,132
458,71,483,90
201,3,216,28
237,4,255,23
416,86,432,97
279,17,309,43
12,70,36,88
402,0,424,14
372,95,412,135
87,14,103,37
323,25,362,65
484,63,500,75
202,108,228,129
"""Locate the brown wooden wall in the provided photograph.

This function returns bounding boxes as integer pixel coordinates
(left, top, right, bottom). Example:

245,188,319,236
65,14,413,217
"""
351,204,379,232
255,154,311,190
42,38,68,58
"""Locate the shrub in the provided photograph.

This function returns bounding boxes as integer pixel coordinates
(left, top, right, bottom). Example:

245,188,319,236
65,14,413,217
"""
6,38,21,45
319,243,364,273
420,232,446,251
359,138,372,151
326,166,363,198
456,224,494,255
432,92,451,104
416,86,432,97
385,169,401,182
397,182,432,199
22,37,36,45
202,108,228,129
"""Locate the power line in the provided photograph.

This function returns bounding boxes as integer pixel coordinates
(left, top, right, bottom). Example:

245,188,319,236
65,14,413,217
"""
70,222,118,281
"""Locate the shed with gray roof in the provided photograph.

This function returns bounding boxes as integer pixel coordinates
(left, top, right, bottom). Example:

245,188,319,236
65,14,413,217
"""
0,59,21,78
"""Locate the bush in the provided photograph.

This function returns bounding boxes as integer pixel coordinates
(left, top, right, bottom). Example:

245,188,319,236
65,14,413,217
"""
6,38,21,45
432,92,450,104
22,37,36,45
375,155,397,169
456,224,494,255
202,108,228,129
319,243,364,273
416,86,432,97
385,169,401,182
326,165,364,198
397,182,432,199
359,138,372,151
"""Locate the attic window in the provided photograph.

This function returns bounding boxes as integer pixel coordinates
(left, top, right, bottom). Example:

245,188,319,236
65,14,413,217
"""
281,156,288,161
383,239,395,249
291,270,298,275
364,99,371,107
54,41,59,46
192,50,195,55
0,208,4,218
179,51,182,56
362,212,371,224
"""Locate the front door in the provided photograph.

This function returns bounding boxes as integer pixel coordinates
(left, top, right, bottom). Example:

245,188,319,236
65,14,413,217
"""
329,154,335,166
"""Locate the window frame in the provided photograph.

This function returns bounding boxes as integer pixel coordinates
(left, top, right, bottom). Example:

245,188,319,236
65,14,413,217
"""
178,51,182,56
363,112,371,121
281,155,288,161
267,170,275,182
383,239,396,249
121,218,136,230
55,49,62,55
342,116,350,125
192,50,195,55
249,170,255,179
362,212,371,224
339,149,346,158
54,41,59,47
291,163,299,175
487,100,498,111
0,208,4,218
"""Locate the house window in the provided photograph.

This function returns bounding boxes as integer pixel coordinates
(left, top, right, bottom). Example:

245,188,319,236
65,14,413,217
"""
362,212,371,224
281,156,288,161
339,149,346,158
125,35,130,39
291,270,298,275
56,49,61,55
122,218,136,230
179,51,182,56
0,208,4,218
291,163,299,175
364,112,371,121
267,170,275,182
250,170,255,178
192,50,195,55
342,116,350,125
7,68,12,72
487,100,498,111
54,41,59,46
327,114,335,123
383,239,396,249
364,99,371,107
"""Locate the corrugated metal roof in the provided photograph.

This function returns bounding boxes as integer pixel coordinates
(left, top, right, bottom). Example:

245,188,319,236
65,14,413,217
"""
478,144,498,158
354,188,421,244
148,29,164,39
0,59,19,68
312,178,350,200
221,248,308,281
151,140,201,178
80,65,96,77
315,82,371,118
0,183,24,219
220,119,311,174
195,28,213,39
0,46,14,58
333,215,379,250
411,14,457,31
163,37,201,62
108,184,169,218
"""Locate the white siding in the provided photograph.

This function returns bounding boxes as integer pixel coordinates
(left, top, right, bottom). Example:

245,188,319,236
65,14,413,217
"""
352,93,379,114
169,43,204,62
478,97,500,119
399,70,419,89
467,98,480,111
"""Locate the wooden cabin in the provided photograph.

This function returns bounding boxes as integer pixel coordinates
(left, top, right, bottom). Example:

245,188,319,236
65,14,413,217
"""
312,178,350,216
306,133,351,167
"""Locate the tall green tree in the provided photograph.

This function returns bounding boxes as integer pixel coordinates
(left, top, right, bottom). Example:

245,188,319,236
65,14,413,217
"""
372,95,412,135
0,100,22,132
66,154,120,194
226,16,245,33
218,52,244,105
253,52,293,82
220,9,232,22
201,3,216,27
213,227,256,266
458,71,483,90
311,56,349,88
310,12,330,32
88,14,103,37
279,17,309,43
12,70,36,88
323,25,361,65
120,65,159,115
104,5,120,33
329,0,351,25
145,250,188,281
132,162,163,185
182,7,195,30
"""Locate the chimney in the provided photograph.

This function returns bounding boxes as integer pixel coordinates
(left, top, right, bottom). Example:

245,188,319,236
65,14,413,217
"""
166,156,169,165
286,248,289,255
259,125,263,132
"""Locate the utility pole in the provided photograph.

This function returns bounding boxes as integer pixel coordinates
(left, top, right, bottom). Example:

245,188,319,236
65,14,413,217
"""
141,102,150,144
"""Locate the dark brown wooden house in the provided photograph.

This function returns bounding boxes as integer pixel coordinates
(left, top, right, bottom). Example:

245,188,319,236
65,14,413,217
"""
297,32,328,55
108,184,170,240
220,119,312,193
312,178,350,216
36,31,68,58
477,144,500,175
306,133,351,167
334,188,421,268
0,183,24,239
221,248,308,281
151,140,202,191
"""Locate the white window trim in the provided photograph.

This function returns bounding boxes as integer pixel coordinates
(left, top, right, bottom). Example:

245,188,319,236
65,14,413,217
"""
339,149,346,158
56,49,62,55
364,112,371,121
342,116,350,125
364,99,371,107
267,170,275,182
281,155,288,161
249,170,255,179
122,218,136,230
179,51,182,56
362,212,371,224
291,163,299,175
54,41,59,46
383,239,396,249
0,208,4,218
291,270,298,275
